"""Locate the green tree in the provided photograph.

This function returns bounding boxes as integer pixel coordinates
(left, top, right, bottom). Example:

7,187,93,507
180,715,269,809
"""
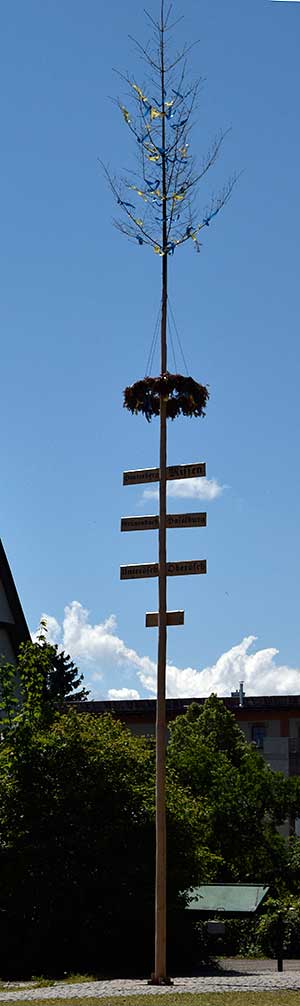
255,894,300,959
284,826,300,892
0,621,89,729
168,695,291,884
0,710,216,976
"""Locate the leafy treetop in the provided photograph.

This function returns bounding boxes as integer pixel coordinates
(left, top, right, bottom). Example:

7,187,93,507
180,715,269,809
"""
0,620,89,731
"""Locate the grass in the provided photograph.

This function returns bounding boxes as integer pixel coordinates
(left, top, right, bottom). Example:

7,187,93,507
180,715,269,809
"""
28,976,98,987
60,976,99,985
0,983,55,993
1,994,300,1006
0,976,98,992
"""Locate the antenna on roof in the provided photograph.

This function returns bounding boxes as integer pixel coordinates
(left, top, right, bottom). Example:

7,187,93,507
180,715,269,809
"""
231,681,245,707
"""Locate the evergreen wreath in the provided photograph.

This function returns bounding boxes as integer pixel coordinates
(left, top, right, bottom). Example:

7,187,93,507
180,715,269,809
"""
123,372,209,422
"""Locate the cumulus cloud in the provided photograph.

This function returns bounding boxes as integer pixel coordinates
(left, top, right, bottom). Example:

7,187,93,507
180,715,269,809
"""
34,603,300,700
137,636,300,699
108,688,141,700
143,477,225,502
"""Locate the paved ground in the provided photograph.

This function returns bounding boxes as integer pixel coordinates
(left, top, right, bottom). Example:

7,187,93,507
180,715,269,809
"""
1,962,300,999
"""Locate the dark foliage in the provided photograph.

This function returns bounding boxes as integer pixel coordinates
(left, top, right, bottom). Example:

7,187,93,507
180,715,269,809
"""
0,711,213,977
168,696,294,884
42,647,89,707
2,691,300,975
0,625,89,732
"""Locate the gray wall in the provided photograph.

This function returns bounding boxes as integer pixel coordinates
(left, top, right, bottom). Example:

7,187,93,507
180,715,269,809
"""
0,627,15,663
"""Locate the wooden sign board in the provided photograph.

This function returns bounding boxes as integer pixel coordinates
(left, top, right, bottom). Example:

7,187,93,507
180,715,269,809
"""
120,560,206,579
167,560,206,576
120,563,158,580
167,462,206,482
123,467,159,486
121,515,159,532
121,513,207,532
123,461,206,486
167,512,207,529
146,611,184,628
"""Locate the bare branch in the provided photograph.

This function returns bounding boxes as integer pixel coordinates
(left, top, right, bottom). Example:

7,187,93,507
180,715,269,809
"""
165,15,184,33
144,9,160,31
165,39,200,74
103,5,237,262
128,35,161,72
99,159,161,249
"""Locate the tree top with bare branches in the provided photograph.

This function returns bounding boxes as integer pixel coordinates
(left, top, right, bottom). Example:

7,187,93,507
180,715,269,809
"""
102,0,237,261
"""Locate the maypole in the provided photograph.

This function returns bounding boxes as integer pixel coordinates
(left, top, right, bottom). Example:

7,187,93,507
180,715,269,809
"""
155,3,168,981
103,0,236,983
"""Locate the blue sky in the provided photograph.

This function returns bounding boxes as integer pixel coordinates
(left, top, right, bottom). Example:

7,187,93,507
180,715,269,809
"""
1,0,300,699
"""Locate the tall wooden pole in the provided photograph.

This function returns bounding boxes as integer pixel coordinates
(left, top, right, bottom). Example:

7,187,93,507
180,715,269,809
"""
154,0,168,983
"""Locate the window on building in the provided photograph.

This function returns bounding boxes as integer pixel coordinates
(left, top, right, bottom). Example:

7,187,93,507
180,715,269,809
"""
252,724,266,750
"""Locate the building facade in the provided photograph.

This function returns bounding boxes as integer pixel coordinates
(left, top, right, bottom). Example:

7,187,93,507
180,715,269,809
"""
0,539,31,664
74,692,300,779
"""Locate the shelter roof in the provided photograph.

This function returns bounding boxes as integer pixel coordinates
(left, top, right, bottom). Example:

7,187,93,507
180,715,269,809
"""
186,884,269,917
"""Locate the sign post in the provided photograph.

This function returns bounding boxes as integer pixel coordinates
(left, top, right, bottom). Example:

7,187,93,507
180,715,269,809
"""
106,0,233,982
121,474,207,985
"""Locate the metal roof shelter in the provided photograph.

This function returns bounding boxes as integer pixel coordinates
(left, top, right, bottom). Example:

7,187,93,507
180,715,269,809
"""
186,884,269,918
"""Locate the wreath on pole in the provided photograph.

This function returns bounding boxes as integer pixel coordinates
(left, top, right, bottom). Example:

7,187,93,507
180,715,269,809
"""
123,372,209,422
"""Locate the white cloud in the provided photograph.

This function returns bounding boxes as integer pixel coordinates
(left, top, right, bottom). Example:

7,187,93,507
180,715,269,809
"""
108,687,140,700
143,477,225,502
34,603,300,700
137,635,300,699
61,603,142,684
